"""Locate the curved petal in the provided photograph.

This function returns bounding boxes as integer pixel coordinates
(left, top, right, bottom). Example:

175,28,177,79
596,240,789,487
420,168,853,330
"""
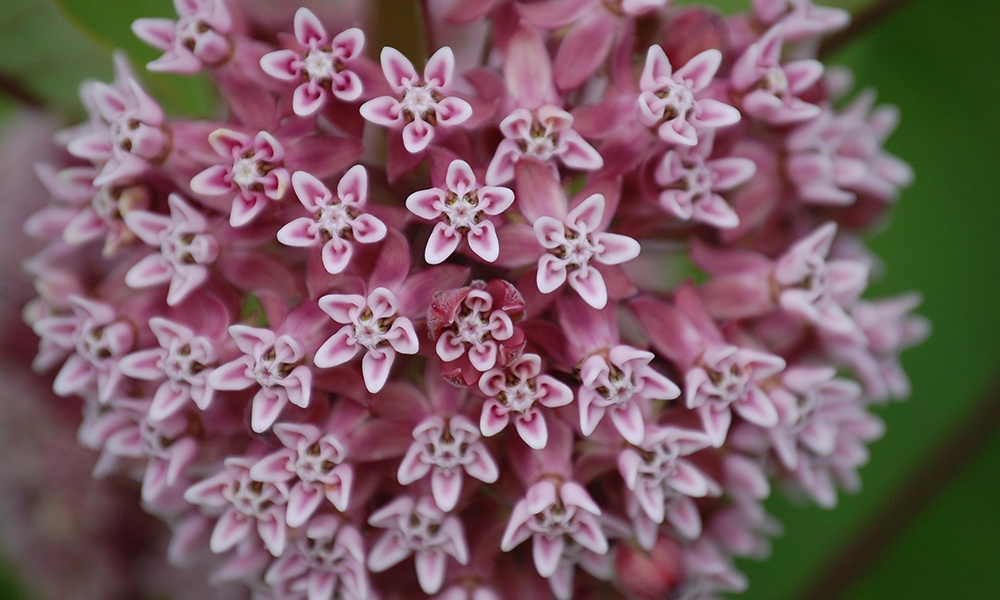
425,222,462,264
259,49,300,81
314,329,359,368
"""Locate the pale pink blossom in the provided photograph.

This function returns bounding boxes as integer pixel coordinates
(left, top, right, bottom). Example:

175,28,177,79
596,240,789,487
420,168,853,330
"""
314,287,419,393
190,128,291,227
259,8,365,115
249,421,354,527
397,415,499,512
407,159,514,263
478,353,574,449
132,0,233,73
731,26,824,125
638,45,741,146
264,516,370,600
118,316,220,420
207,325,313,433
124,194,219,305
752,0,850,41
360,46,473,153
184,456,290,556
367,495,469,595
500,479,608,579
277,166,386,274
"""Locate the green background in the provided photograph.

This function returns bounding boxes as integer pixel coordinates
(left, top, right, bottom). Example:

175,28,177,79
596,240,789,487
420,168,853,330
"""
0,0,998,598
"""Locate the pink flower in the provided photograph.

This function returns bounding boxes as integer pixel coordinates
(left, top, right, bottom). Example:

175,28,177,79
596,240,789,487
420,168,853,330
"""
619,426,716,545
500,479,608,579
530,176,641,309
314,288,419,393
360,46,473,153
249,421,354,527
772,222,869,335
259,8,365,115
578,345,681,444
124,194,219,305
638,45,741,146
184,456,290,556
485,106,603,185
277,166,387,274
653,135,755,229
406,159,514,264
32,296,134,403
731,26,824,125
118,316,220,420
427,279,526,386
478,353,574,449
132,0,233,73
367,495,469,595
264,516,370,600
752,0,850,41
207,325,313,433
67,77,168,187
190,129,291,227
397,415,499,512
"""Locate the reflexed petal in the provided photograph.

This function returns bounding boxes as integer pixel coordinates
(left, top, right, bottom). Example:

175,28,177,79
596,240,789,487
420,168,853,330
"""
514,411,548,449
277,217,319,247
338,164,368,205
206,358,254,390
532,535,565,578
368,532,412,571
425,223,462,264
566,193,605,232
259,49,300,81
435,97,473,126
431,469,463,512
314,329,359,367
640,45,673,91
351,213,386,243
611,402,646,445
402,119,435,154
568,266,608,309
251,390,287,433
423,46,455,89
125,254,173,289
293,83,327,116
536,254,568,294
380,47,418,91
675,49,722,91
359,96,402,127
594,232,640,265
210,509,251,553
293,6,327,46
406,188,446,220
291,170,332,210
362,347,395,393
318,294,365,323
467,222,500,262
415,549,447,594
321,236,353,274
480,400,510,437
150,383,190,420
286,484,323,528
557,129,603,172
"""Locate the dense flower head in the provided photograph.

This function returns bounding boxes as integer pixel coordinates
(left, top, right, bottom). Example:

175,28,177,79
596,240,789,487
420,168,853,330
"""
20,1,925,598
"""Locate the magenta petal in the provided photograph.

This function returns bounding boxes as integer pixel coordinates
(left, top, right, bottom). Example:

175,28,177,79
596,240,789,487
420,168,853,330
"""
314,329,359,368
594,232,641,265
435,97,473,126
425,223,462,264
259,49,300,81
150,383,190,420
406,188,445,220
402,119,435,154
258,515,287,557
415,549,447,595
125,254,173,289
321,236,354,274
480,400,510,437
210,509,251,553
568,266,607,309
701,405,732,447
666,496,702,539
286,484,323,528
675,49,722,91
230,194,268,227
131,18,175,50
118,348,164,381
467,222,500,262
611,402,645,445
516,159,566,221
398,444,432,485
368,532,412,571
532,534,565,578
362,347,395,393
167,265,208,305
350,213,386,244
571,512,608,554
735,386,779,427
515,411,549,449
424,46,455,89
695,98,741,129
207,357,254,390
554,11,614,91
536,254,568,294
293,6,327,45
293,83,327,117
251,390,287,433
567,193,604,231
380,47,418,91
537,376,574,408
290,170,332,210
431,469,463,512
359,95,402,127
277,217,318,248
557,129,603,172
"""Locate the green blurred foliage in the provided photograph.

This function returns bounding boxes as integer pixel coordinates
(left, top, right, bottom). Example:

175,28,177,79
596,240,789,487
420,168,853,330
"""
0,0,997,599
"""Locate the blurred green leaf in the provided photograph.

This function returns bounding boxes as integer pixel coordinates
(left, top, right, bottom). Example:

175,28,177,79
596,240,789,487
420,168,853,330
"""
51,0,216,117
0,0,112,117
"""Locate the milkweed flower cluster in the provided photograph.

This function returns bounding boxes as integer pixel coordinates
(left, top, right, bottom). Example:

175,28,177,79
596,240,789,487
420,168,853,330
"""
21,0,927,598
